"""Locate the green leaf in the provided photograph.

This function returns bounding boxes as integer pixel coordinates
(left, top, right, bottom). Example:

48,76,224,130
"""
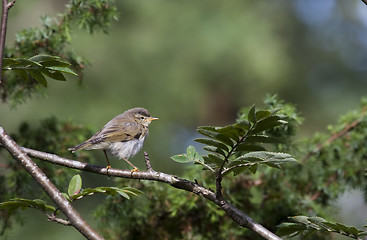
46,66,77,75
171,154,192,163
40,68,66,81
251,116,287,134
197,127,234,147
249,164,258,174
239,151,296,163
2,58,17,67
233,120,251,131
68,174,82,197
29,54,60,63
277,222,307,237
69,186,143,201
27,69,47,87
245,135,280,144
215,125,242,142
255,110,272,120
14,58,42,67
203,154,224,166
195,138,229,152
0,198,56,212
186,145,196,157
248,105,256,123
40,59,71,68
236,143,266,152
203,145,226,156
278,215,367,239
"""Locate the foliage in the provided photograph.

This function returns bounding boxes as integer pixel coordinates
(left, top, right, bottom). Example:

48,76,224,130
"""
1,0,367,239
63,174,143,201
92,95,367,240
2,0,118,107
277,216,367,239
3,54,77,87
0,117,93,235
172,103,297,177
0,173,142,236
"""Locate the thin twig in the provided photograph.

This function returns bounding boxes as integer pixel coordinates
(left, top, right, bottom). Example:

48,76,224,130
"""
0,126,104,240
47,212,71,226
0,0,16,86
301,119,361,163
144,151,153,171
14,145,282,240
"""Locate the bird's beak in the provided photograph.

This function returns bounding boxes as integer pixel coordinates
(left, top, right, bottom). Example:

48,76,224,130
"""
150,117,159,121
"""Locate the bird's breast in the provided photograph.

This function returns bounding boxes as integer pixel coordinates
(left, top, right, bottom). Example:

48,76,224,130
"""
109,136,146,160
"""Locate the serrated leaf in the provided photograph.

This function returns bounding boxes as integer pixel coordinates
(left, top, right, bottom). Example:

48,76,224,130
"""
234,120,251,131
197,128,234,147
236,143,266,152
68,174,82,196
251,116,287,134
238,151,297,165
27,69,47,86
195,138,229,152
277,223,308,236
245,135,279,144
203,145,226,156
215,125,243,142
203,154,224,166
248,105,256,123
255,110,272,120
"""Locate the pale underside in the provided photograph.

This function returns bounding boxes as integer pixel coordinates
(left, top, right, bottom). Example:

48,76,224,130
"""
84,136,146,160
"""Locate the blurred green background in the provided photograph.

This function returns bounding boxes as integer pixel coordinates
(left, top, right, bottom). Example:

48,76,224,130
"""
1,0,367,239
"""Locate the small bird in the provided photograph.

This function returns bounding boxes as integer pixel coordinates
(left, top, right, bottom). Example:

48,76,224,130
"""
68,107,158,171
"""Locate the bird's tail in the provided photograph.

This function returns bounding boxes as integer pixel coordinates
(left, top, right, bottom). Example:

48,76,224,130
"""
68,141,91,153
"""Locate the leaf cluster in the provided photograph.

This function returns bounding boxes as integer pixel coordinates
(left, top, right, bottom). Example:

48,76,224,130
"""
2,0,118,106
63,175,142,202
3,54,77,87
172,103,297,176
277,216,367,239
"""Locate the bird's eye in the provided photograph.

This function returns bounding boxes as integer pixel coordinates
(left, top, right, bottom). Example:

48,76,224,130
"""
140,116,145,120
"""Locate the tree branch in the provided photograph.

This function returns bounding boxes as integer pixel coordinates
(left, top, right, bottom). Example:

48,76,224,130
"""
0,126,104,240
301,119,361,163
14,145,282,240
0,0,15,86
361,0,367,6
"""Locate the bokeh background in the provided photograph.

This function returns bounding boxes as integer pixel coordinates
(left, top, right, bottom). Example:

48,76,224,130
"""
1,0,367,239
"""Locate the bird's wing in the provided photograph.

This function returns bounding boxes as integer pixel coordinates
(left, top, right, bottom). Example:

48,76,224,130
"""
88,122,144,144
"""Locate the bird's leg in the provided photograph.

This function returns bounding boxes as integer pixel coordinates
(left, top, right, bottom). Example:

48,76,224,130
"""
103,150,111,169
123,158,139,173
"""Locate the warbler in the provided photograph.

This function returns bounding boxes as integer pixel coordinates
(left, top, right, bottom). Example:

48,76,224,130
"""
68,107,158,171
